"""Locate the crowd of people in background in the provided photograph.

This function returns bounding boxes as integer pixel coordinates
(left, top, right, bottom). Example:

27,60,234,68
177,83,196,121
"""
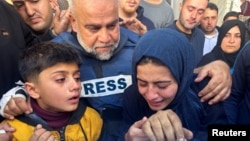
0,0,250,141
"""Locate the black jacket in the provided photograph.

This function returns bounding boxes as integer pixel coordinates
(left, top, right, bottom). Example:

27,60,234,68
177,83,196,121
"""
0,1,34,96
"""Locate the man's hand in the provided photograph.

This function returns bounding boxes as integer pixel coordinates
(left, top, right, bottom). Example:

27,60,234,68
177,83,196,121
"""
51,1,71,36
119,18,147,35
0,85,32,119
4,97,32,120
0,122,15,141
142,110,193,141
125,117,150,141
194,60,232,105
29,124,56,141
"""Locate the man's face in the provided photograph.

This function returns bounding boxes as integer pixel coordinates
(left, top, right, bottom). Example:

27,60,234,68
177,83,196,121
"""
200,8,218,35
119,0,140,15
12,0,54,34
70,0,120,60
179,0,208,33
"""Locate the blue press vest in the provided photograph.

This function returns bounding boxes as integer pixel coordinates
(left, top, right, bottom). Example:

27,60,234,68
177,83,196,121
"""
52,27,139,113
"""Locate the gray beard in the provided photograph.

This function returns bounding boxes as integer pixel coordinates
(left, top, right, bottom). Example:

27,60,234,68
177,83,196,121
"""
76,33,120,60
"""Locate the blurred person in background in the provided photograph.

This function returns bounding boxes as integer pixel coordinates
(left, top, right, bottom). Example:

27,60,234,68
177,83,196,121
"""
118,0,155,35
199,2,219,55
140,0,174,28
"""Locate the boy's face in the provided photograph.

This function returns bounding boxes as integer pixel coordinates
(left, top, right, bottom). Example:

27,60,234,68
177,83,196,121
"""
26,63,81,113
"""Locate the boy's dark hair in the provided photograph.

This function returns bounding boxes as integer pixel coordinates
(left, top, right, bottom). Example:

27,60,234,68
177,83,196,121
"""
207,2,218,13
19,41,82,82
223,11,239,22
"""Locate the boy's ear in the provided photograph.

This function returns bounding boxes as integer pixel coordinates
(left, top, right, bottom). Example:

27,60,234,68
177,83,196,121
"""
24,82,40,99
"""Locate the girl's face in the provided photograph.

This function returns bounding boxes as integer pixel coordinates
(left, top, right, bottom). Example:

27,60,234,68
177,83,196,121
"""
137,63,178,111
221,25,242,53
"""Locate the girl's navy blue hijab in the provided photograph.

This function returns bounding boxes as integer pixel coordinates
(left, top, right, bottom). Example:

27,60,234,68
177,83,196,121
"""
132,28,196,109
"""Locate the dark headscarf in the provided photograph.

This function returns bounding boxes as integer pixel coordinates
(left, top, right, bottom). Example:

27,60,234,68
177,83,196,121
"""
211,19,246,68
132,28,199,110
121,29,214,137
120,29,226,140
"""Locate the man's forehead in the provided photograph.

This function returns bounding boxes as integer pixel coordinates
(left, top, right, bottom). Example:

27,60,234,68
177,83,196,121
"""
184,0,208,7
204,9,218,14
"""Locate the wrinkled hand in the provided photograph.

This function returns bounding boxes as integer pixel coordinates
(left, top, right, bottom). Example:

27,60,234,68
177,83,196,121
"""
4,97,32,120
51,1,71,35
119,18,147,35
125,117,150,141
29,124,56,141
194,60,232,105
0,122,15,141
142,110,193,141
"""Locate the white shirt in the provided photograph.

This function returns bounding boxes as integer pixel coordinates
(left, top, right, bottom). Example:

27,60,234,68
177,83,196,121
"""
203,28,219,55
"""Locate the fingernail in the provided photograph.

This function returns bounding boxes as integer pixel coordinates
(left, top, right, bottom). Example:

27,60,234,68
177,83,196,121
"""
176,137,186,141
25,111,30,114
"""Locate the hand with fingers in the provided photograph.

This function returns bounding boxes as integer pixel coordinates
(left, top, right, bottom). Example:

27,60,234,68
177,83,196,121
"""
3,97,32,120
194,60,232,105
119,18,147,35
142,110,193,141
0,122,15,141
29,124,57,141
51,0,71,36
125,117,151,141
0,86,32,120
